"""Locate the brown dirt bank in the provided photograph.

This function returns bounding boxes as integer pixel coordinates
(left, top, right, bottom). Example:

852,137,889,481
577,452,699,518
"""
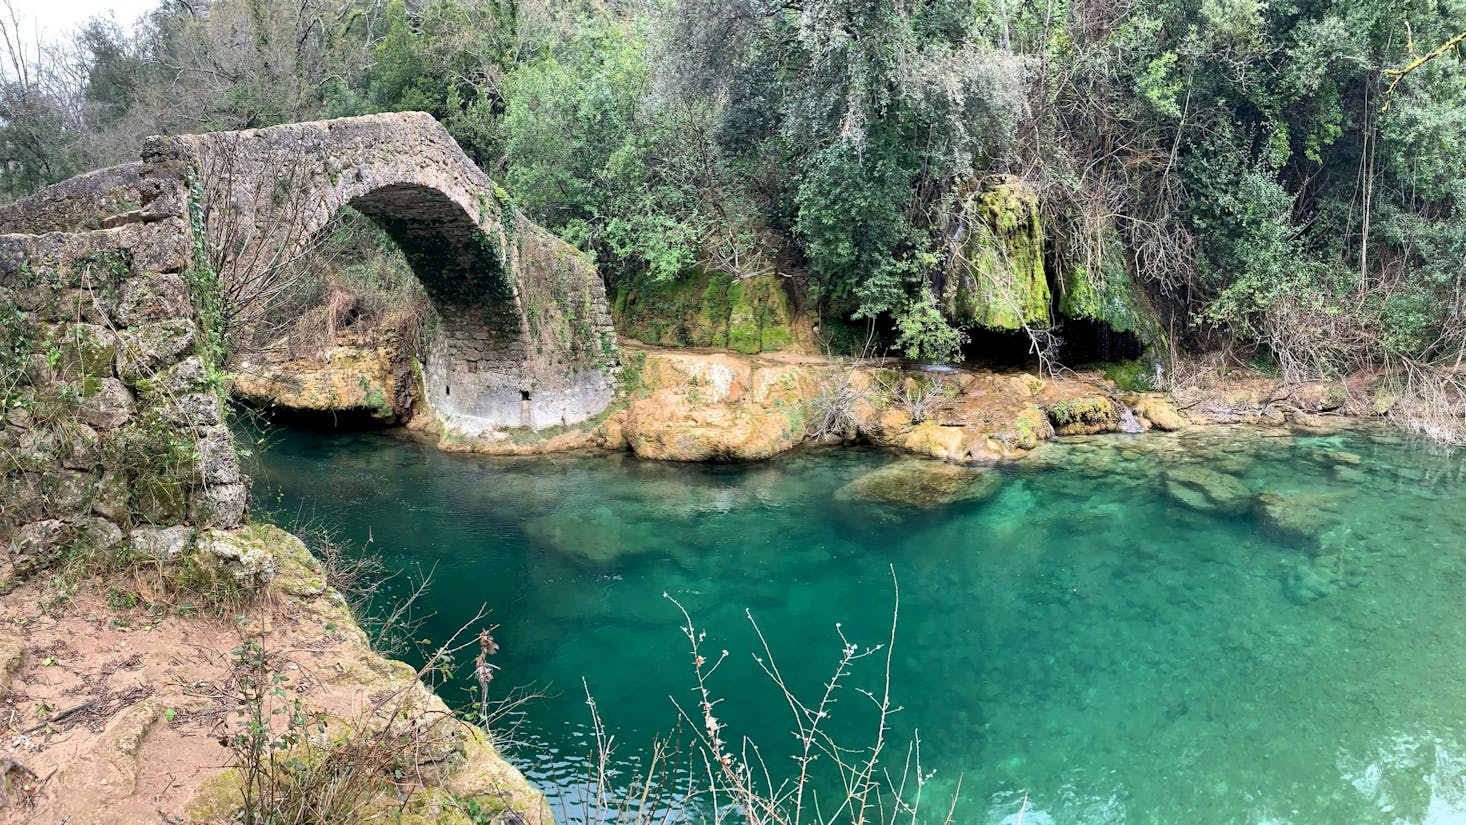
0,524,549,825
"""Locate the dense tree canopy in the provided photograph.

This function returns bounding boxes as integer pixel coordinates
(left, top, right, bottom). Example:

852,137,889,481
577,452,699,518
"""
2,0,1463,377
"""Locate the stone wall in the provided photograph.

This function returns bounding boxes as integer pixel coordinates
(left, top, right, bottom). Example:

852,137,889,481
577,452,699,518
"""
0,159,245,560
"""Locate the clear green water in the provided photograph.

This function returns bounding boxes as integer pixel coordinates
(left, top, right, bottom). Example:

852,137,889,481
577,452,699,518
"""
248,421,1466,824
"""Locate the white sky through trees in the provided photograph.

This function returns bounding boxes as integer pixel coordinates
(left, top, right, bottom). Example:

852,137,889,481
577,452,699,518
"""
14,0,158,44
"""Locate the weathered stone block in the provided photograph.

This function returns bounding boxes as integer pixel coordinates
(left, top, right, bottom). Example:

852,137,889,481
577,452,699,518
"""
130,475,188,524
9,520,71,576
117,319,196,384
196,425,240,484
155,392,223,427
6,427,57,473
132,218,189,272
75,515,123,554
117,272,192,325
128,525,195,560
73,378,134,429
42,469,98,519
190,483,249,529
47,322,117,379
0,473,45,528
142,355,212,397
91,469,128,521
56,422,101,469
194,527,277,589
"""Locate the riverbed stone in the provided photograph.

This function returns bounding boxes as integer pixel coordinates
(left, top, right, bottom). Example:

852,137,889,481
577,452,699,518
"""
524,505,676,566
836,460,1004,509
1254,491,1350,550
1164,465,1252,514
1283,555,1365,605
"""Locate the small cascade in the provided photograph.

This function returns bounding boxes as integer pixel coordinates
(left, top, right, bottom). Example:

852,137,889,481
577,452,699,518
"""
1117,401,1145,434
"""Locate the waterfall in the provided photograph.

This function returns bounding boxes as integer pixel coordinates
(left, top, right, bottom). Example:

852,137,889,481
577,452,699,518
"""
1117,401,1145,434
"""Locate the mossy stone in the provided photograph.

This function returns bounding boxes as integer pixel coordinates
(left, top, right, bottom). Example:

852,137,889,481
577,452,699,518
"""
941,176,1051,330
47,322,117,379
614,267,798,354
1057,225,1165,348
1047,397,1119,435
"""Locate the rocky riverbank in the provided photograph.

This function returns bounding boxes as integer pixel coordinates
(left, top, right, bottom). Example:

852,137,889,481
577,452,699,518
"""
0,524,550,825
233,334,1381,466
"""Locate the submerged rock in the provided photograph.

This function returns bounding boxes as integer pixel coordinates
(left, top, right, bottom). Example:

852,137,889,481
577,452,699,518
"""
1283,555,1365,605
524,505,679,567
835,460,1003,509
1254,491,1350,550
1164,466,1252,514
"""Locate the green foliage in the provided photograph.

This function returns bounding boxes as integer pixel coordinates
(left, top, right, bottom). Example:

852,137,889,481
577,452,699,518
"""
892,297,967,363
502,17,649,250
6,0,1466,373
366,0,516,165
795,137,917,306
1100,359,1156,392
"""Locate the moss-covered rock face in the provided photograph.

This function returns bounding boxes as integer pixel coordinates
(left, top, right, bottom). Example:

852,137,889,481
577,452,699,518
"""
1056,226,1164,346
941,175,1050,331
614,267,800,354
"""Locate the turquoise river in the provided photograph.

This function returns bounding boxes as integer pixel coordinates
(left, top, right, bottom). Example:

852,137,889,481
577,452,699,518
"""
247,420,1466,825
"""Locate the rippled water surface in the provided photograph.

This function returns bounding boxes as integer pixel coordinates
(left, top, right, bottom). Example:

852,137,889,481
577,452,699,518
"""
248,421,1466,824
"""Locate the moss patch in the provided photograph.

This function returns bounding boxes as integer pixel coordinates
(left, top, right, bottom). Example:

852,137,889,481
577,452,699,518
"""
1056,227,1165,348
942,176,1051,331
1047,397,1119,435
614,267,798,354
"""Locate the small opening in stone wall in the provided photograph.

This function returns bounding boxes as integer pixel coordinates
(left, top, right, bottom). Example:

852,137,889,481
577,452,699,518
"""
521,390,532,401
445,385,451,396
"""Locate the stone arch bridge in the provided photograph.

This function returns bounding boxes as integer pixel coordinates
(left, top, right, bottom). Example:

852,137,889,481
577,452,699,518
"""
0,112,619,531
5,111,619,432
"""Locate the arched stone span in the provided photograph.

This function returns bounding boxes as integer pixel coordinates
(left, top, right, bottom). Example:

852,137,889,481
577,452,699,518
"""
170,112,619,433
0,112,620,532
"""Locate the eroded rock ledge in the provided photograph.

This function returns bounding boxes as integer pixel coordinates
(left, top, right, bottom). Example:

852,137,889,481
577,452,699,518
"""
238,331,1385,466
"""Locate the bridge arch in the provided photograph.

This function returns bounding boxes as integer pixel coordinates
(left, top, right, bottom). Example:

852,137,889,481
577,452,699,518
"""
177,112,618,433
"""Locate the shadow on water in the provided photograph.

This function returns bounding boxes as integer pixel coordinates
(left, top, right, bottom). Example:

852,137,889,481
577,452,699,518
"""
245,418,1466,825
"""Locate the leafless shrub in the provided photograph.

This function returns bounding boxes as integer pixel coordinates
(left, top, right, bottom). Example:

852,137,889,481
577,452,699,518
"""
804,363,864,441
226,605,510,825
566,570,960,825
871,371,954,424
192,138,330,357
